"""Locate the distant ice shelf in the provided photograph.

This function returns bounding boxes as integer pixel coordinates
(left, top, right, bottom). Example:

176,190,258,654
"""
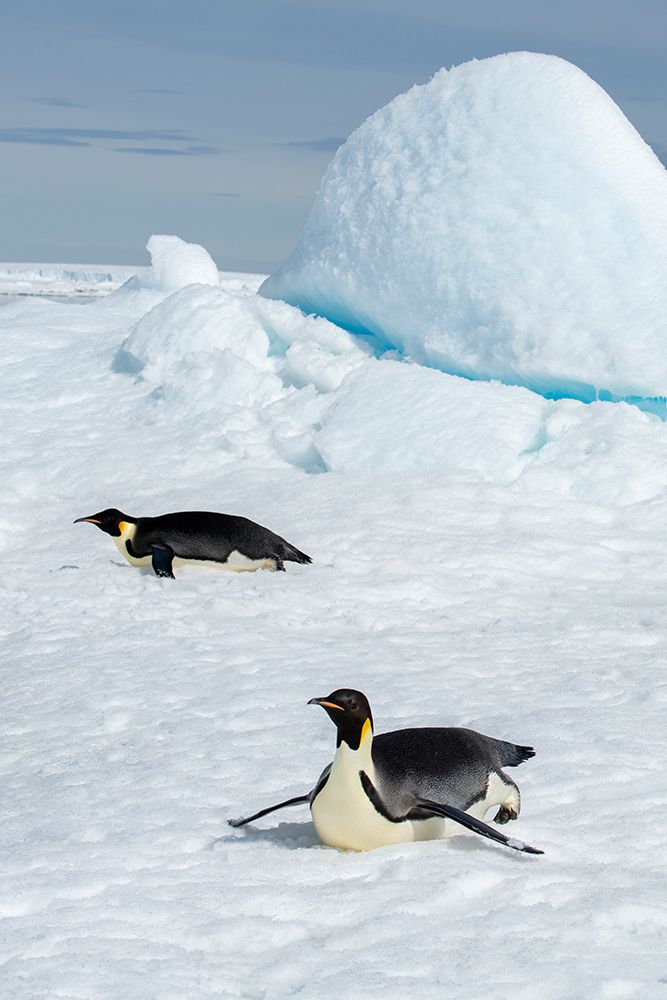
0,263,146,298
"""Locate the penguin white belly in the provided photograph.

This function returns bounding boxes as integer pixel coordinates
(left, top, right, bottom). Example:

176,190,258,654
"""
170,552,277,573
310,742,414,851
216,550,278,572
311,764,411,852
113,524,149,567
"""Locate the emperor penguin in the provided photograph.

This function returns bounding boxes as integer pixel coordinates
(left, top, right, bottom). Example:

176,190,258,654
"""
74,507,312,579
229,688,542,855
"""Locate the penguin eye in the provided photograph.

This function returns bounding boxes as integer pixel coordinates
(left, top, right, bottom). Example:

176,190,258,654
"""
348,699,358,711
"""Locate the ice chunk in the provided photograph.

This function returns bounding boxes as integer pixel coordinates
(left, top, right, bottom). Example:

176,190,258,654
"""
114,234,220,304
261,53,667,402
315,360,547,482
119,284,281,409
314,358,667,504
521,398,667,505
144,234,219,293
123,285,271,377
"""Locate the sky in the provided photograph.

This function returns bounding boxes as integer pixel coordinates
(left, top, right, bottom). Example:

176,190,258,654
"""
1,0,666,272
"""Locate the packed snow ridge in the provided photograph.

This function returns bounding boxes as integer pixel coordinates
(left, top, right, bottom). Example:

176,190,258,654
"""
261,52,667,409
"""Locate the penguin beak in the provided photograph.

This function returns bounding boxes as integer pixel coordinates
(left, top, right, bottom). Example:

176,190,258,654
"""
308,697,345,711
74,516,101,524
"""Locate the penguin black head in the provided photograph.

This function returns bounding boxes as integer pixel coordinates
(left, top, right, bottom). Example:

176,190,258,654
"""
308,688,374,750
74,508,134,537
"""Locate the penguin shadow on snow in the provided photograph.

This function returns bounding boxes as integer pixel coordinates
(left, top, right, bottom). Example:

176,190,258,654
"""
214,818,320,851
220,820,537,859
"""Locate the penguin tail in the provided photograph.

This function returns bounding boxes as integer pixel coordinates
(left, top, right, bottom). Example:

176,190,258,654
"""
499,741,536,767
282,544,312,565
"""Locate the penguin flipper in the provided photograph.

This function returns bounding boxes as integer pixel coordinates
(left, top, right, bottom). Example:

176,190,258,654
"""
151,543,175,579
414,798,544,855
228,793,311,828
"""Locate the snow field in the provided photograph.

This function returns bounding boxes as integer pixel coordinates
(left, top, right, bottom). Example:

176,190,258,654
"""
1,238,666,996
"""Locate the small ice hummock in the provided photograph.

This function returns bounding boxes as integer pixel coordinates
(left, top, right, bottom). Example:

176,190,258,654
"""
116,234,220,301
144,234,219,293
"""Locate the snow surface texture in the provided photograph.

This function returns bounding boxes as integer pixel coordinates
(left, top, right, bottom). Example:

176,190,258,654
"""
2,236,666,998
261,52,667,407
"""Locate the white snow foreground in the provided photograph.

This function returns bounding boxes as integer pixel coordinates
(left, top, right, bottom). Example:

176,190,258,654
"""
261,52,667,406
1,233,666,998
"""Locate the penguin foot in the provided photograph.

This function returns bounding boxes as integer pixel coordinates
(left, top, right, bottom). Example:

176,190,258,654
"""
493,806,518,824
151,543,175,579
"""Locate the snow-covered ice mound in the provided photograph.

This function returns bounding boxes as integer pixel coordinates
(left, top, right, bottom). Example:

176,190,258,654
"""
316,361,667,503
143,234,219,292
118,234,220,300
115,270,368,471
108,252,667,504
261,52,667,403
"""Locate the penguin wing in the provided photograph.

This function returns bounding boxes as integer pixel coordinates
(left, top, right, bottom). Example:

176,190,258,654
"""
309,763,331,804
228,760,333,830
410,798,543,855
228,792,312,828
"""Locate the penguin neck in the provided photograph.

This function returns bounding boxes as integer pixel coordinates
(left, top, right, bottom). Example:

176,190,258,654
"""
113,520,140,564
332,718,374,777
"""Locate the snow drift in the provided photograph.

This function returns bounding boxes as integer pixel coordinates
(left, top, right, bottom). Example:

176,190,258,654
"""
261,52,667,404
116,234,220,304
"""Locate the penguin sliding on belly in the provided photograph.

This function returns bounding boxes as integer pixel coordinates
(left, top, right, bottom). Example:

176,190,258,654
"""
229,688,543,855
74,508,312,579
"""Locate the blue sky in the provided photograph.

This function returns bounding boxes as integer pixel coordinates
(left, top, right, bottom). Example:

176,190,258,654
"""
2,0,666,271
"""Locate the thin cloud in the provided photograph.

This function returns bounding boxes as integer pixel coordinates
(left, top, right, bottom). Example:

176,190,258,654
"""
0,130,89,147
282,137,345,152
25,96,88,109
134,88,181,95
0,127,195,147
209,191,240,197
113,144,224,156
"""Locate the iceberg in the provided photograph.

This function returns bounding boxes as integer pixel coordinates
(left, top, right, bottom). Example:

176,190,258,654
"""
261,53,667,406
